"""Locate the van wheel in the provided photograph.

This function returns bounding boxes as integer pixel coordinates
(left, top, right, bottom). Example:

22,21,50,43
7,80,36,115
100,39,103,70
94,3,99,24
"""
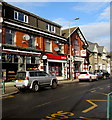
32,82,39,92
51,81,57,89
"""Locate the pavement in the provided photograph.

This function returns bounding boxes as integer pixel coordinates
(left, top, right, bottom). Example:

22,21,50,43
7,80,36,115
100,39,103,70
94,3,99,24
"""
0,79,79,98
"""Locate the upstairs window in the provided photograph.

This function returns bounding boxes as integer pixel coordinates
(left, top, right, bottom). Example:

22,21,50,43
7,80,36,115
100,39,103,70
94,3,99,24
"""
5,28,15,45
46,39,52,52
46,24,55,33
74,39,79,56
14,11,28,23
28,36,35,48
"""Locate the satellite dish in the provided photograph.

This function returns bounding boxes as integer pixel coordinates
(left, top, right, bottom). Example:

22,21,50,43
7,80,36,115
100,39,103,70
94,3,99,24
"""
23,34,30,40
54,47,60,52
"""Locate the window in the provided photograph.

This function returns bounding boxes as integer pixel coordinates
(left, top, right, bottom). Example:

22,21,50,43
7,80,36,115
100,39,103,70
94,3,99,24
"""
46,24,55,33
28,36,35,48
5,29,15,45
46,39,51,51
38,71,47,76
26,56,31,64
60,44,64,54
14,11,28,23
35,57,40,64
74,39,79,56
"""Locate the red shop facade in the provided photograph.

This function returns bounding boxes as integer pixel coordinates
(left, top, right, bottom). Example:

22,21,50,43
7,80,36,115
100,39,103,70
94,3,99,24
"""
45,53,67,80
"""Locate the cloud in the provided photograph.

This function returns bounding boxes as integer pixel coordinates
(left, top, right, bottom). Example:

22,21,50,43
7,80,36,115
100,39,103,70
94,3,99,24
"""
80,22,110,51
98,6,110,20
54,17,110,51
72,2,109,13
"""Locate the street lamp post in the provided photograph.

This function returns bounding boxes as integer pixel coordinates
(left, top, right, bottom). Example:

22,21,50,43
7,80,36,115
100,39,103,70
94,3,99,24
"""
68,18,79,80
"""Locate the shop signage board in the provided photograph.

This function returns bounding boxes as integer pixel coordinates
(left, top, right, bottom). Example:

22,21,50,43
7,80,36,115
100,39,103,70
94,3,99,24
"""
81,50,86,57
46,53,67,60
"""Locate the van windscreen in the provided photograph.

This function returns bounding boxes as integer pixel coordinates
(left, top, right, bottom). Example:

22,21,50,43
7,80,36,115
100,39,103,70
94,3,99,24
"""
15,72,26,80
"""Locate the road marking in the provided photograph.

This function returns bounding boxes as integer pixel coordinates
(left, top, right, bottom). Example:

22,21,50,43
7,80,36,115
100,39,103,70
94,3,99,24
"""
79,116,100,120
1,95,14,99
91,90,96,93
82,100,97,113
41,111,74,120
95,92,108,96
82,99,110,113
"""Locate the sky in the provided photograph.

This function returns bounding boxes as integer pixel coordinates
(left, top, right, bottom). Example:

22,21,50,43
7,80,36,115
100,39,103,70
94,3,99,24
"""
4,1,111,52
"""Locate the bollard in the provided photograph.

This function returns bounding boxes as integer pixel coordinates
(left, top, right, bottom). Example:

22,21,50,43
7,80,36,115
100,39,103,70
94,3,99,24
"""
2,80,5,94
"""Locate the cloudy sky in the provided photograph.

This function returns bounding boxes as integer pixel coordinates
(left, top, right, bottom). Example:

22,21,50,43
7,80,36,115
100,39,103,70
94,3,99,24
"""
5,0,111,51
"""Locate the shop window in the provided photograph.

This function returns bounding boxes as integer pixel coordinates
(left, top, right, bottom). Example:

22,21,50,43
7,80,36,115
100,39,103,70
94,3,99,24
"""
28,36,35,48
14,11,28,23
14,55,18,63
46,39,52,51
35,57,40,64
5,29,15,45
49,62,62,76
26,56,31,64
31,56,35,64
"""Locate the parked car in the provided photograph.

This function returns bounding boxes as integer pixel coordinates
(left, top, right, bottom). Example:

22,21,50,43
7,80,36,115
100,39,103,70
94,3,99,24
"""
14,70,58,92
78,71,98,82
94,70,103,79
94,70,110,79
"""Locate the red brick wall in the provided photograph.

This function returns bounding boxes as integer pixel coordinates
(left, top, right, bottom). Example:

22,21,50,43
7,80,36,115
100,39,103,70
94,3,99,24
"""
16,32,29,47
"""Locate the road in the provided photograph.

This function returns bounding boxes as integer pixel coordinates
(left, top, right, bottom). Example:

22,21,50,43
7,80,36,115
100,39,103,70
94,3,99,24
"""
2,78,112,120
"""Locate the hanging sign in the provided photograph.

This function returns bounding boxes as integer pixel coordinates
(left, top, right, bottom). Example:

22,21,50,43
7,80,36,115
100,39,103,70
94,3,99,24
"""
81,50,86,57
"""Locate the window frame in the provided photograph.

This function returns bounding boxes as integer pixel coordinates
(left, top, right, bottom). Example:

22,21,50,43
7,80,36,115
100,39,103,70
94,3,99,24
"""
14,11,28,23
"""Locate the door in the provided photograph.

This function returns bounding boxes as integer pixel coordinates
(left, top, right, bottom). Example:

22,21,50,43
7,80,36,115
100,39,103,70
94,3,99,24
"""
37,71,51,85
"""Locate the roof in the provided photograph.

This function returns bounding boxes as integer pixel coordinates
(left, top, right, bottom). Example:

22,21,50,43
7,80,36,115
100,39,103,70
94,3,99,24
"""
3,2,62,27
87,41,105,54
61,27,78,38
87,41,96,52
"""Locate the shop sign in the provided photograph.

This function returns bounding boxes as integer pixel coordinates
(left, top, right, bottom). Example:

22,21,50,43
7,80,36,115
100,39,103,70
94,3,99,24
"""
74,57,84,62
81,50,86,57
46,53,67,60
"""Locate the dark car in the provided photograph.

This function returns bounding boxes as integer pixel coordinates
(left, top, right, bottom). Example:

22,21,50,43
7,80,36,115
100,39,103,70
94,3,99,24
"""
94,70,110,79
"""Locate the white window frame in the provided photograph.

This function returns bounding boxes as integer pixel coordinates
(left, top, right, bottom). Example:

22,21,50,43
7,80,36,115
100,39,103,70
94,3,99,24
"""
14,11,28,23
45,39,52,52
46,24,55,33
60,44,64,54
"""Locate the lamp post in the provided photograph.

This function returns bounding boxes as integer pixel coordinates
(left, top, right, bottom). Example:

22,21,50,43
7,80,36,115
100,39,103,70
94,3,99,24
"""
68,17,79,80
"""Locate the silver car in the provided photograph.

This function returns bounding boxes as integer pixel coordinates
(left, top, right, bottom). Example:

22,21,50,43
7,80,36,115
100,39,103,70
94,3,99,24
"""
14,70,58,92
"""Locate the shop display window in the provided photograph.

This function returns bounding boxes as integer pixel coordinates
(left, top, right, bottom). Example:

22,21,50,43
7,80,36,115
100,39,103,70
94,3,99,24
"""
48,62,62,76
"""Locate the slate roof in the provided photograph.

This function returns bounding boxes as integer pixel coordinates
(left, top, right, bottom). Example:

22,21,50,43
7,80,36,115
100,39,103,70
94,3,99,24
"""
61,27,78,38
87,41,105,54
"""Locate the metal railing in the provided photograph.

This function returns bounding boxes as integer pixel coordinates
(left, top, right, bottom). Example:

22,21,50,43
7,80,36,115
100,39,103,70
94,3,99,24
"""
107,92,112,120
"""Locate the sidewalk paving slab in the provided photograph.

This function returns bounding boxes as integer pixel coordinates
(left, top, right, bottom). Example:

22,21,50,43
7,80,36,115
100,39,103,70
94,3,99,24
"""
0,79,79,98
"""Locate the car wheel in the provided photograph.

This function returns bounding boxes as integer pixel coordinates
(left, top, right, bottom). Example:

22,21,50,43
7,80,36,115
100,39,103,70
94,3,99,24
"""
89,77,92,82
51,81,57,89
32,82,39,92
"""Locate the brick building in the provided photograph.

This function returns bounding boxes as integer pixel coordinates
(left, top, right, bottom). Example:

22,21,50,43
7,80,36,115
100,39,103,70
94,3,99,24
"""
1,2,68,81
62,27,88,79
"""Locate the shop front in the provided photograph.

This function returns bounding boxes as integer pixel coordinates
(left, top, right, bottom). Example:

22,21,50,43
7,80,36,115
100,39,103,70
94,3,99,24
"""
74,56,85,79
45,53,67,80
2,47,42,81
